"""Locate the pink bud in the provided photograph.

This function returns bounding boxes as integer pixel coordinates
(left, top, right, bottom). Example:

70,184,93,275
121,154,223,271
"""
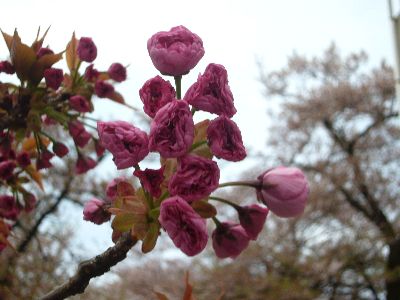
68,121,92,148
0,61,15,74
69,95,91,113
212,222,250,259
257,167,309,218
105,177,128,202
134,167,165,198
52,142,69,158
44,68,63,90
0,161,16,180
36,149,54,170
0,195,20,220
108,63,127,82
36,47,54,58
16,151,31,168
94,80,114,98
77,37,97,63
23,193,37,212
84,64,100,81
75,155,97,174
83,198,110,224
237,204,269,240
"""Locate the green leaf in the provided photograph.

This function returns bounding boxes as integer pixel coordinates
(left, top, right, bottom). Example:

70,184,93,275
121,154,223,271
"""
191,200,217,218
111,213,136,232
141,222,160,253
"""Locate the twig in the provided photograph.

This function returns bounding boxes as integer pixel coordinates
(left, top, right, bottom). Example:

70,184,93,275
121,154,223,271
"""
40,232,137,300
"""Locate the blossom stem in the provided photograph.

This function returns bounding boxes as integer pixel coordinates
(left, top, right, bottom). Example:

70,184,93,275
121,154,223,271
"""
209,196,241,210
218,181,260,189
211,216,222,227
174,75,182,99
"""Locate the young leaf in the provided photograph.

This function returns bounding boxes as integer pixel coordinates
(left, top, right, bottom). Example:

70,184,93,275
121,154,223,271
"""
30,51,64,85
10,29,37,82
1,29,13,51
25,164,44,190
191,200,217,218
31,26,50,53
117,181,136,197
66,32,80,72
111,213,136,232
141,222,160,253
107,91,125,104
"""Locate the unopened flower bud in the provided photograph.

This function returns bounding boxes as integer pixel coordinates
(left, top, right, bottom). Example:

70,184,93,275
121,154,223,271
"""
257,167,309,218
83,198,110,224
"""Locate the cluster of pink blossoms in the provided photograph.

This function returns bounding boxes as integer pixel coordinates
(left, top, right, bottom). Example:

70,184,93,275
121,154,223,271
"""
83,26,309,258
0,29,128,251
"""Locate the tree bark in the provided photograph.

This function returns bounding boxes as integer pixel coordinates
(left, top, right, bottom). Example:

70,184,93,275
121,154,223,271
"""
386,238,400,300
40,232,137,300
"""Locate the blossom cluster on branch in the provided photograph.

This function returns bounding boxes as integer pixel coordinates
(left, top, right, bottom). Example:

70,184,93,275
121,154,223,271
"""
0,27,129,251
82,26,310,259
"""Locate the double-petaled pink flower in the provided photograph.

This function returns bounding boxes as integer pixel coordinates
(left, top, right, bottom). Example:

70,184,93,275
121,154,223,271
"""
149,100,194,158
139,76,176,118
184,63,236,118
207,116,246,162
97,121,149,169
147,26,205,76
257,167,309,218
134,167,165,198
169,154,220,202
159,196,208,256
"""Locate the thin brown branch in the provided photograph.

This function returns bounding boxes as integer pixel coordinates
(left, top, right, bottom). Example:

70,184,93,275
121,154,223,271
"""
40,232,137,300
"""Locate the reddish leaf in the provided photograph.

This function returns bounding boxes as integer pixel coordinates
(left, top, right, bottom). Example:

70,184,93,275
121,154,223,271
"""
108,91,125,104
66,32,80,72
1,29,13,51
31,26,50,53
117,181,135,197
30,51,64,85
25,164,44,191
10,29,37,82
191,200,217,218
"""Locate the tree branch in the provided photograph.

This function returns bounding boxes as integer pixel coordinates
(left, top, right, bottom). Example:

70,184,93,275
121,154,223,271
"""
40,232,137,300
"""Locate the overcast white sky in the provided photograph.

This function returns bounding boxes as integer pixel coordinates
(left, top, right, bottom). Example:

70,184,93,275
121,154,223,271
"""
1,0,396,259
